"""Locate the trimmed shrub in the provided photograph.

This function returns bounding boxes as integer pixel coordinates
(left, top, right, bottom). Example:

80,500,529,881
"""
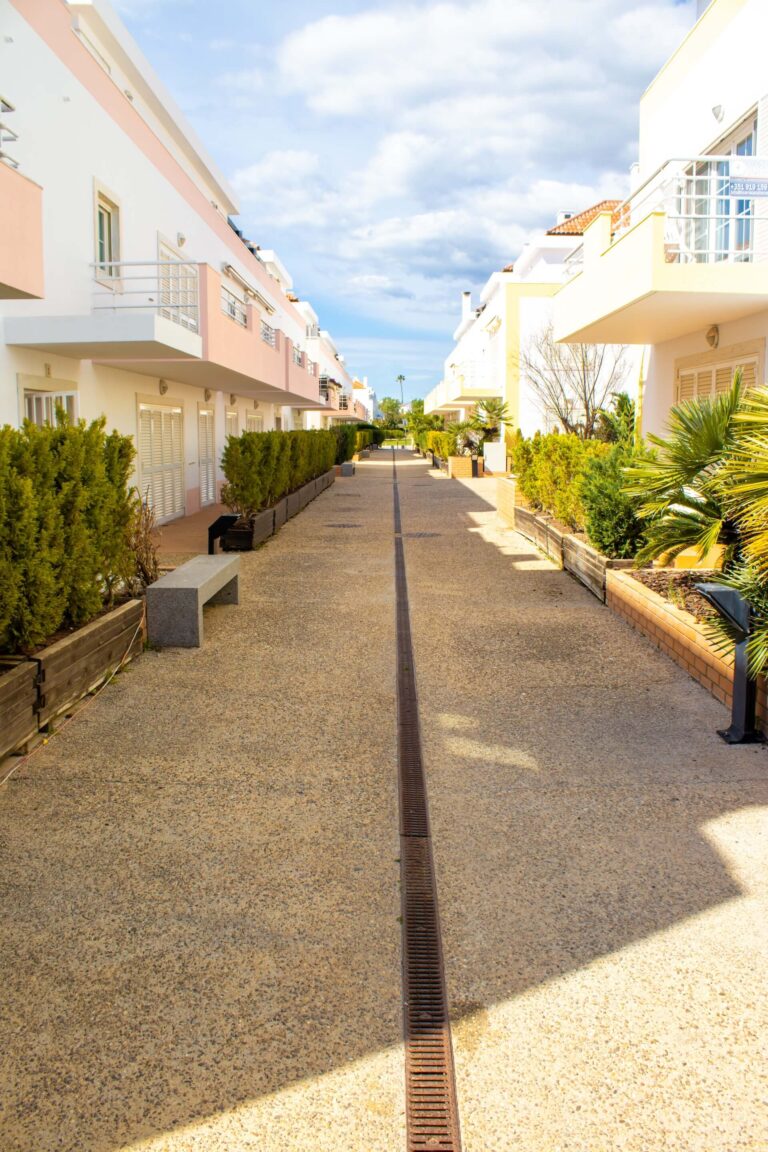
509,430,610,531
579,445,648,559
222,428,338,522
0,417,136,655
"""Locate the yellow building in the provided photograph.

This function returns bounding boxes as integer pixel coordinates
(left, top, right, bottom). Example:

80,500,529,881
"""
425,204,628,437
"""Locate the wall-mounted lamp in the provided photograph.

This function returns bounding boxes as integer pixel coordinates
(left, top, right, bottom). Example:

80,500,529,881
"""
253,399,260,410
706,324,720,348
177,233,187,248
229,394,237,406
159,379,168,395
712,104,724,123
204,388,212,402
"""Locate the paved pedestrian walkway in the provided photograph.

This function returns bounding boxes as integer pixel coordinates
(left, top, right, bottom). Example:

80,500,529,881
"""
1,450,767,1151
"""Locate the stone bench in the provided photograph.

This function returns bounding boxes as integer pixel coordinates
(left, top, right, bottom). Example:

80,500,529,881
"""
146,555,240,648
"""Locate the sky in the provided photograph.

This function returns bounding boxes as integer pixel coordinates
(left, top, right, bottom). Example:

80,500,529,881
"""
116,0,696,402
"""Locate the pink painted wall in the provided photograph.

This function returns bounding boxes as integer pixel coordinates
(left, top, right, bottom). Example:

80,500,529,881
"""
199,265,286,392
0,163,43,299
12,0,312,335
286,339,322,404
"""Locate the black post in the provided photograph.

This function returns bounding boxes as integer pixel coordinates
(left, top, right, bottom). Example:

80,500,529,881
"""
695,583,762,743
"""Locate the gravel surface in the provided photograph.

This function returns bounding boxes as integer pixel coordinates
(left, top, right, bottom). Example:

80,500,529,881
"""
2,451,767,1152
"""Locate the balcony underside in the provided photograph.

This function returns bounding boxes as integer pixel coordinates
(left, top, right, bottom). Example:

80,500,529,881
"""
556,278,768,345
95,355,321,406
4,313,202,359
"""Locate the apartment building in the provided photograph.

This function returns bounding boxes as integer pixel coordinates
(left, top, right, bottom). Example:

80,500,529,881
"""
425,204,634,439
0,0,363,523
554,0,768,436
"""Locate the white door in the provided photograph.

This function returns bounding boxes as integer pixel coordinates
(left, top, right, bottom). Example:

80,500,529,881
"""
198,406,216,507
138,403,185,523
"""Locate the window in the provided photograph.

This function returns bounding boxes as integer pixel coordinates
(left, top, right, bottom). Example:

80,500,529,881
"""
246,412,263,432
96,194,119,279
24,390,77,427
293,409,304,430
225,410,239,438
137,403,184,523
676,354,759,403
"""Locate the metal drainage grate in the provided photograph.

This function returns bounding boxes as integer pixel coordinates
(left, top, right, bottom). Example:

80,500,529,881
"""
392,449,463,1152
404,532,441,539
324,523,362,529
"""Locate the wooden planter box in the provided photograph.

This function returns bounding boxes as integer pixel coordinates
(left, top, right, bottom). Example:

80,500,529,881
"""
0,660,39,759
562,534,634,603
507,505,633,600
37,599,144,728
222,508,274,551
606,570,768,735
286,490,301,518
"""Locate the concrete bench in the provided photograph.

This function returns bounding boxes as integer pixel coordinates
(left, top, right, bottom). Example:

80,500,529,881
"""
146,555,240,648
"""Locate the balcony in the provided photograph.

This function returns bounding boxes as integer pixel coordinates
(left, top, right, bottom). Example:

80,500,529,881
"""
0,103,43,299
554,156,768,345
423,372,495,416
5,261,202,357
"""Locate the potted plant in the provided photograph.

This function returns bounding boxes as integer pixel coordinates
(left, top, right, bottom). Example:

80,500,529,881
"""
219,434,273,550
447,422,483,479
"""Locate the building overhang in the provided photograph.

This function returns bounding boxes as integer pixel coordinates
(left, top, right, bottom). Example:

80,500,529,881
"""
554,210,768,345
5,312,202,359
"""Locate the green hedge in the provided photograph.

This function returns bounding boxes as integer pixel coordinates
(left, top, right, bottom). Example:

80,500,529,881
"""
222,428,342,520
0,417,135,654
509,431,610,531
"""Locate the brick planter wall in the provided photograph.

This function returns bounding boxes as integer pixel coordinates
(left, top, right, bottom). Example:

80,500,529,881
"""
447,456,484,479
606,569,768,734
496,478,517,528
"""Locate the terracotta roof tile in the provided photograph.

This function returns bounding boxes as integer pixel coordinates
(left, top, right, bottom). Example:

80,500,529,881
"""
546,200,623,235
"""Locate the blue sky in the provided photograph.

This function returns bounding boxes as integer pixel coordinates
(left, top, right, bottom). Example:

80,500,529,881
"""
116,0,696,402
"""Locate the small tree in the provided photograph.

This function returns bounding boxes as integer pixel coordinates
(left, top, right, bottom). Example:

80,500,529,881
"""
470,398,510,445
518,322,628,439
379,396,403,428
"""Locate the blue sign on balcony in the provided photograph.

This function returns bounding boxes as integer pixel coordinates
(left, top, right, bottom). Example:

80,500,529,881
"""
729,177,768,197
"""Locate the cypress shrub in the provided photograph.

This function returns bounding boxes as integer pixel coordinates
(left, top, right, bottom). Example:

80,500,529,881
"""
0,417,136,655
222,429,338,520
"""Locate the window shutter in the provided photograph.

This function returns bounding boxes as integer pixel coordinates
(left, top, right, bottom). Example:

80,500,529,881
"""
738,359,758,389
677,371,696,403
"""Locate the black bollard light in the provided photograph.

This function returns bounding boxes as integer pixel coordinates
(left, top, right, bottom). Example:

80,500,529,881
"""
694,583,763,744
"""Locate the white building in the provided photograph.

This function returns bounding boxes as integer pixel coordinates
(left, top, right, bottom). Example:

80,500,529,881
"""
425,205,638,437
0,0,363,523
554,0,768,437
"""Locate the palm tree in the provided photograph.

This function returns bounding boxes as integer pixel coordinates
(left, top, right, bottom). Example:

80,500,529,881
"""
622,374,743,567
470,398,510,444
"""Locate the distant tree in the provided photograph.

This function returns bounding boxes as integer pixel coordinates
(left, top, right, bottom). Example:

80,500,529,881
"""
379,396,403,427
518,322,628,439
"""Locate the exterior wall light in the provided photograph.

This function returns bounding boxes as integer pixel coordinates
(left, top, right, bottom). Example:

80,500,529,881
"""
204,388,212,401
706,324,720,348
159,379,168,395
712,104,724,122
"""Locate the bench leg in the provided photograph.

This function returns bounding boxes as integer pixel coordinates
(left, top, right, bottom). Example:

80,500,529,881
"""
147,589,204,647
209,575,239,606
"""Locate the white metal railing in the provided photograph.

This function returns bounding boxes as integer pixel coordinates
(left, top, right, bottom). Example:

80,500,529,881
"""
306,358,317,376
0,94,19,168
292,345,304,367
92,261,199,332
260,319,277,347
221,284,247,327
338,394,349,410
567,154,768,274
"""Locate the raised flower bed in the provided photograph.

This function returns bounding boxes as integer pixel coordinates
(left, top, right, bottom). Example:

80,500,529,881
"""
0,598,145,761
497,480,634,603
607,569,768,734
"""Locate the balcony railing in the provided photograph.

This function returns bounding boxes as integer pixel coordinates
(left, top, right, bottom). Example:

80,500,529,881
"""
568,155,768,274
221,284,247,327
292,346,304,367
92,261,200,332
260,319,277,347
306,358,317,376
0,94,19,169
338,394,349,410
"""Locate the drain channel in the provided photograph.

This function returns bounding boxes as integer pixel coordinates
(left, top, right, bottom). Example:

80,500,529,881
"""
393,451,463,1152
